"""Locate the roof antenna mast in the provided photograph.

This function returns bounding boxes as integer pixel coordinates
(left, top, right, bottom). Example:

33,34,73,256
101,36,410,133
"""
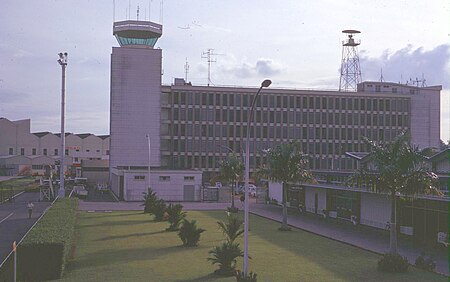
184,58,190,82
201,49,217,86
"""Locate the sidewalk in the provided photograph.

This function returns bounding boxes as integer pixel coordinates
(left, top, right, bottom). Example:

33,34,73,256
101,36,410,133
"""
250,203,449,276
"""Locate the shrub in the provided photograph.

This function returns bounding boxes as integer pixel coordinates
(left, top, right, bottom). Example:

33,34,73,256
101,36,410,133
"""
208,241,244,276
178,219,205,247
217,213,244,244
152,199,167,221
227,206,239,213
141,188,158,214
18,198,78,280
415,253,436,271
377,253,409,273
166,203,186,231
235,270,257,282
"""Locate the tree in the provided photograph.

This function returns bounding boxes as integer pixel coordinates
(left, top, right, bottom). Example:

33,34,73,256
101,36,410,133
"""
166,203,187,231
259,141,314,231
219,153,244,210
353,131,440,254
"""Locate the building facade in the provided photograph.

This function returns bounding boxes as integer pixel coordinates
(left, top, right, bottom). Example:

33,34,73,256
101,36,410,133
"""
0,117,109,177
160,80,441,182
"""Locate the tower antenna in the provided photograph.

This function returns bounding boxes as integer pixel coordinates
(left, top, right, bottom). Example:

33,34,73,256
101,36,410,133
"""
379,68,384,82
128,0,131,20
201,49,217,86
339,29,362,92
184,58,190,82
137,5,140,21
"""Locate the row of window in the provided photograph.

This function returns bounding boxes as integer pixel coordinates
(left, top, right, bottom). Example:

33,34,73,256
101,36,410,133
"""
7,148,109,156
169,137,402,157
133,175,195,182
170,91,409,112
168,154,357,171
171,108,409,126
170,123,408,141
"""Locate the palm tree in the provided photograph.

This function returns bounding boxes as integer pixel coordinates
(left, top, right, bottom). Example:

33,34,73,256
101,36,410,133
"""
217,213,244,243
353,131,440,254
219,153,244,210
259,141,314,231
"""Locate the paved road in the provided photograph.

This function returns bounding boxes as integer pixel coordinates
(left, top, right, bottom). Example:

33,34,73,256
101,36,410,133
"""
0,192,52,264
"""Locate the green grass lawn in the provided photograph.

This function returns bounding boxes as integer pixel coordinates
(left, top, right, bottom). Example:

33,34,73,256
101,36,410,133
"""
0,177,36,191
60,211,447,282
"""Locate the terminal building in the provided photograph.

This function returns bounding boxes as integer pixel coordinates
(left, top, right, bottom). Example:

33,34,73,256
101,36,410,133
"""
107,19,447,245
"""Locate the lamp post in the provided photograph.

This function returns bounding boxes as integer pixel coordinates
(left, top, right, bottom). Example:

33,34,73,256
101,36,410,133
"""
57,52,68,198
244,79,271,275
146,134,151,191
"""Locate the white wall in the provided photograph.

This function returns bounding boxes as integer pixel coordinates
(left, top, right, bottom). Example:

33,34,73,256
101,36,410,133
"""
121,170,202,201
305,187,327,215
268,182,282,203
360,193,391,229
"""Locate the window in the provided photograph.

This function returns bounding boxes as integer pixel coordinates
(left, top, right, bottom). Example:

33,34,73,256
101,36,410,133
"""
134,175,145,180
159,176,170,181
65,149,69,155
32,165,44,170
86,149,90,152
9,148,13,155
184,176,195,181
375,85,381,92
54,149,59,155
32,148,36,155
106,150,110,155
20,148,25,155
43,149,47,156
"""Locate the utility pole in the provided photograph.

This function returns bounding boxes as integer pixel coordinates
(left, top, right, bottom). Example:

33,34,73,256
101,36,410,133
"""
57,52,68,198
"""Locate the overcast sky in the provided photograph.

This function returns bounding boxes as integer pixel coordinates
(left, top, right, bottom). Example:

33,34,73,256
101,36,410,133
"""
0,0,449,141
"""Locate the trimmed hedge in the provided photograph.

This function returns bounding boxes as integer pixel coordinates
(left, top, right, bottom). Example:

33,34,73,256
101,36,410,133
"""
18,198,78,280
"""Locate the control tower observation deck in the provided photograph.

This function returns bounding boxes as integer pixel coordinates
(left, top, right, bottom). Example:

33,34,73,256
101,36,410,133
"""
113,20,162,48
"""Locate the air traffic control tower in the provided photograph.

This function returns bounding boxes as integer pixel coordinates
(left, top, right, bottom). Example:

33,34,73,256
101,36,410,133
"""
110,20,163,197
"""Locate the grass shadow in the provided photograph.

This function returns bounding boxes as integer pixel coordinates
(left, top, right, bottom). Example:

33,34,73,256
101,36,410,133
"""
94,230,167,241
175,272,228,282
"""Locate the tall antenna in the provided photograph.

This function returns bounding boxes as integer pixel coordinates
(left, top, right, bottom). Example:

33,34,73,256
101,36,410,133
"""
201,49,217,86
184,58,190,82
379,68,384,82
137,5,140,21
113,0,115,22
339,29,362,92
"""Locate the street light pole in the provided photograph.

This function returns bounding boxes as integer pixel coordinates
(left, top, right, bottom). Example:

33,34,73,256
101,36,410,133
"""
244,79,271,275
146,134,151,191
57,52,68,198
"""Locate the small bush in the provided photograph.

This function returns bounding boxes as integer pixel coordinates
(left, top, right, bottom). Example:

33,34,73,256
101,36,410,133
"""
141,188,158,214
166,203,186,231
208,241,244,276
217,213,244,244
227,206,239,213
377,253,409,273
178,219,205,247
152,199,167,221
415,253,436,271
235,270,257,282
